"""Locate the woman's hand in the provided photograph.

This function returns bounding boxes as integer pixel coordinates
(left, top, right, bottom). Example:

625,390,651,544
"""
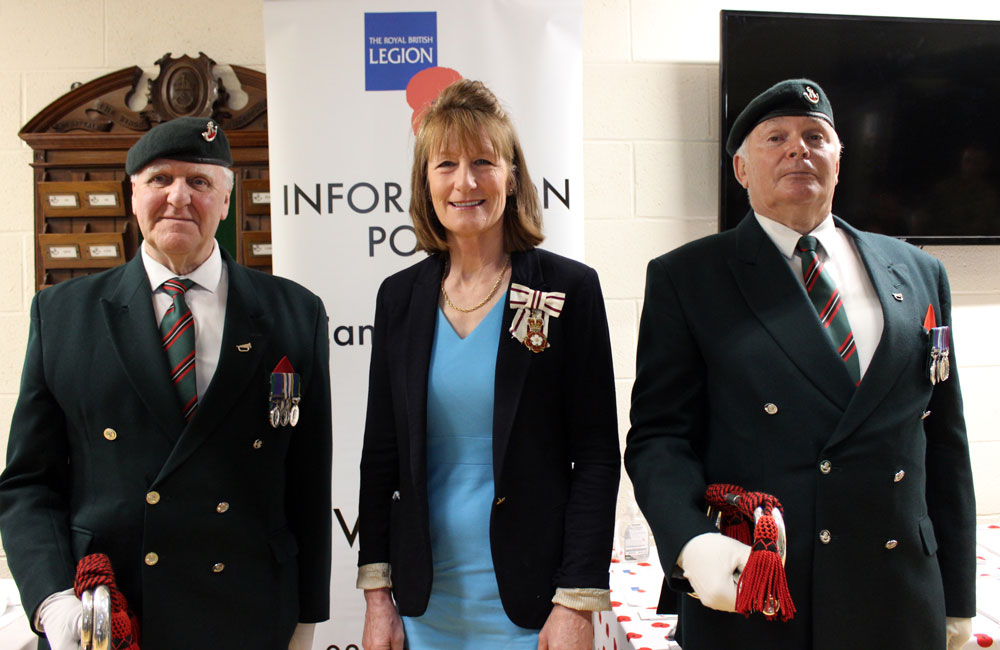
537,604,593,650
362,588,405,650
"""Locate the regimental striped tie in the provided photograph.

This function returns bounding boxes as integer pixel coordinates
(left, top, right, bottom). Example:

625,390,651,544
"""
797,236,861,385
160,278,198,421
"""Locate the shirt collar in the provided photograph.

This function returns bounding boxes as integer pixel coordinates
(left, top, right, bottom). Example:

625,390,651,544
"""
142,240,223,293
754,212,836,260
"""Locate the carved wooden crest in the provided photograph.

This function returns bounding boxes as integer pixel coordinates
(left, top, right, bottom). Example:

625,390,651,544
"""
20,52,267,141
147,52,225,122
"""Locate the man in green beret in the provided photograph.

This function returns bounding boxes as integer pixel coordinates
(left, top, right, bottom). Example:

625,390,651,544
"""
627,79,974,649
0,117,332,650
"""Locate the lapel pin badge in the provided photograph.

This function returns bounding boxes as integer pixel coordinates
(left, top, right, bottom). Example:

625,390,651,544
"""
237,342,252,352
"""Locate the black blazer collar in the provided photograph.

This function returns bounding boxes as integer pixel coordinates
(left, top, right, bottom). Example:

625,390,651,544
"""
101,254,185,439
402,249,548,490
492,250,546,480
730,213,856,411
827,218,917,447
731,213,921,442
155,249,273,482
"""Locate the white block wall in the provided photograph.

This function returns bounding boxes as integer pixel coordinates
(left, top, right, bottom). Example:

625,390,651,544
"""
0,0,997,578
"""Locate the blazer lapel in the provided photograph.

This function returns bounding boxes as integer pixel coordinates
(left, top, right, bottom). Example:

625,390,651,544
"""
405,258,444,494
729,215,855,412
100,255,186,441
827,221,918,447
156,253,272,482
492,249,540,482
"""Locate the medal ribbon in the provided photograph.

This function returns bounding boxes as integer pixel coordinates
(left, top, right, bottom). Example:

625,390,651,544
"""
270,372,300,400
508,283,565,344
933,326,949,356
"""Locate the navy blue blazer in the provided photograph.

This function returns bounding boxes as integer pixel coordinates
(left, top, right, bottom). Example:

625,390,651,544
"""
626,214,975,649
0,249,332,650
358,248,620,628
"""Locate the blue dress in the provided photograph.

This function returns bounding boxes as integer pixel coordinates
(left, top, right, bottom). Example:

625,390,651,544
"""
402,298,539,649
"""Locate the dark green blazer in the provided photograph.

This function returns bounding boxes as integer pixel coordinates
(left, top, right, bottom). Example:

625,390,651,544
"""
626,214,975,649
358,248,620,628
0,249,332,650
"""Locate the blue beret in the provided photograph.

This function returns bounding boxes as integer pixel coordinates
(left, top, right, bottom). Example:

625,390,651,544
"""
126,117,232,175
726,79,834,157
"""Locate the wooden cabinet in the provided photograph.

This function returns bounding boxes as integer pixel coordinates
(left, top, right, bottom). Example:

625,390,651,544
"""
19,53,272,290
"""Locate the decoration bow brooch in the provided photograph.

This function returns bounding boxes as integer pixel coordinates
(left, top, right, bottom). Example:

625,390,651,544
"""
509,283,565,353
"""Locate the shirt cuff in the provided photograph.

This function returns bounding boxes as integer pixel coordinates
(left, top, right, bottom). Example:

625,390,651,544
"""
356,562,392,590
552,587,612,612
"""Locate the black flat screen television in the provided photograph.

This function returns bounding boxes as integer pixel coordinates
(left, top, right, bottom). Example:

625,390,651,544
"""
720,10,1000,244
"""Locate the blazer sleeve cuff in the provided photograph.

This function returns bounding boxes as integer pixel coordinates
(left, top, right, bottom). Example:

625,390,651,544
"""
356,562,392,590
552,587,612,612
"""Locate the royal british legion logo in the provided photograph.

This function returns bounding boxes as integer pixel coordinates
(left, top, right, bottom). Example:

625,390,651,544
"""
365,12,437,91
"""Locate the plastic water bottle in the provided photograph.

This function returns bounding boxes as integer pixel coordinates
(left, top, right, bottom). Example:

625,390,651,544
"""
623,521,649,561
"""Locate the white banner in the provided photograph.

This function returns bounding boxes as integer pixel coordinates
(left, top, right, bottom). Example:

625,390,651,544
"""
263,1,583,646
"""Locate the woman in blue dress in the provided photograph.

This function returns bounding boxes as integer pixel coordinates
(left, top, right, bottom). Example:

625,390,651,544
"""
357,79,620,650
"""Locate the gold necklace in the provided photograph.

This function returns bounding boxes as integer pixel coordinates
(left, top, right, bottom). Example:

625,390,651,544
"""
441,257,510,313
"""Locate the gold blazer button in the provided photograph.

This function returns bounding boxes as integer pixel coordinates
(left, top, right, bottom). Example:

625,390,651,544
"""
103,428,117,441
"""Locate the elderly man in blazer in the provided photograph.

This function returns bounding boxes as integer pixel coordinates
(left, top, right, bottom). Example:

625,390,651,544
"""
0,118,332,650
626,79,975,649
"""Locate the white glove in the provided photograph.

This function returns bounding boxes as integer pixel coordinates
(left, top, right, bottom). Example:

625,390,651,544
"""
676,532,751,613
36,588,82,650
946,616,972,650
289,622,316,650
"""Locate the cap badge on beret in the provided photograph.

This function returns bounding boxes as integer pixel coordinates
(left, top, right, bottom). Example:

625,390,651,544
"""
202,120,218,142
724,78,835,157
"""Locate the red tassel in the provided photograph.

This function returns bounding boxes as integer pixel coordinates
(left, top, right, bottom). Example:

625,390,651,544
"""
735,514,796,622
704,484,796,622
719,512,752,545
75,553,142,650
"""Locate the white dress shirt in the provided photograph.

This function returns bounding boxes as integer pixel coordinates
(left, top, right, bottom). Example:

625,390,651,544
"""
142,241,229,399
755,213,884,378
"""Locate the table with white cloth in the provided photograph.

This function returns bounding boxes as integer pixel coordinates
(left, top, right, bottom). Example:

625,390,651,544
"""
0,578,35,650
595,523,1000,650
594,551,679,650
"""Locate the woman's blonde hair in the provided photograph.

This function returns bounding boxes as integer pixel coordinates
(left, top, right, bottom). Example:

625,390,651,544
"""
409,79,543,253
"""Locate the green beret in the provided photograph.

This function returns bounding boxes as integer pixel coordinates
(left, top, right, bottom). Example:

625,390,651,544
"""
125,117,232,175
726,79,834,157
